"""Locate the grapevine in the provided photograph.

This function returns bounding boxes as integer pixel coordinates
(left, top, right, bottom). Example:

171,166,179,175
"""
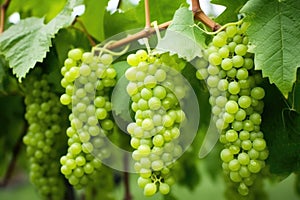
0,0,300,200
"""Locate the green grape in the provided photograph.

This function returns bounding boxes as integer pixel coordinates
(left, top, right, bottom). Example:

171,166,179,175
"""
199,21,268,197
236,68,249,80
144,183,157,196
228,81,240,95
221,58,233,70
225,100,239,114
238,95,252,109
208,52,222,66
213,34,227,47
232,55,244,68
159,182,170,195
125,51,187,196
228,159,241,171
226,25,237,37
234,44,248,56
251,87,265,100
23,72,67,200
225,129,238,142
220,148,234,163
59,48,117,189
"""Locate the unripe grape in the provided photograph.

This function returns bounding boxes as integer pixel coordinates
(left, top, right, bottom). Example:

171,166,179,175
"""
204,22,268,197
159,183,170,195
225,100,239,114
251,87,265,100
220,148,234,162
144,183,157,196
208,52,222,66
23,74,67,199
228,81,240,95
127,54,139,66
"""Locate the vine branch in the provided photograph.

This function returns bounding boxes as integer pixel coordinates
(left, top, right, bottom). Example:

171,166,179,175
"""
107,20,171,50
0,123,27,187
0,0,11,33
192,0,220,31
106,0,219,50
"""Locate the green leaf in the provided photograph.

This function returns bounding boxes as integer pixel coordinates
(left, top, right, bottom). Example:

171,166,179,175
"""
79,0,109,41
104,0,184,38
0,0,84,81
241,0,300,97
118,0,136,12
156,7,206,61
7,0,66,22
262,82,300,174
211,0,248,24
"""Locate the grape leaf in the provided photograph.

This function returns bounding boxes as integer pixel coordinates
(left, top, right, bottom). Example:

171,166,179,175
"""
79,0,109,41
104,0,183,38
0,0,84,81
156,7,206,61
211,0,248,24
118,0,136,12
7,0,66,22
241,0,300,97
262,82,300,174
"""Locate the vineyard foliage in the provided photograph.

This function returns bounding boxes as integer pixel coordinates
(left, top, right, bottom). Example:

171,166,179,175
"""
0,0,300,199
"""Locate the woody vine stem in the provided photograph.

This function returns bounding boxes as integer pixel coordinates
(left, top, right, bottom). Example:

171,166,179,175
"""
0,0,11,33
106,0,220,50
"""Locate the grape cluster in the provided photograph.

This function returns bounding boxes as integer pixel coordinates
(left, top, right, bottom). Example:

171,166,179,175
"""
125,50,187,196
59,48,116,189
196,22,268,196
23,72,67,200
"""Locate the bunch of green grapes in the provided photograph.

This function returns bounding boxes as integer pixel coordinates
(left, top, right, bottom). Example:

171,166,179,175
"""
23,72,67,200
125,50,187,196
196,22,268,196
59,48,116,189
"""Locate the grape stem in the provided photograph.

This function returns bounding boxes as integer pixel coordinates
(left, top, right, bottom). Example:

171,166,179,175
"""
0,0,11,34
0,123,27,187
106,0,219,50
194,19,243,35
